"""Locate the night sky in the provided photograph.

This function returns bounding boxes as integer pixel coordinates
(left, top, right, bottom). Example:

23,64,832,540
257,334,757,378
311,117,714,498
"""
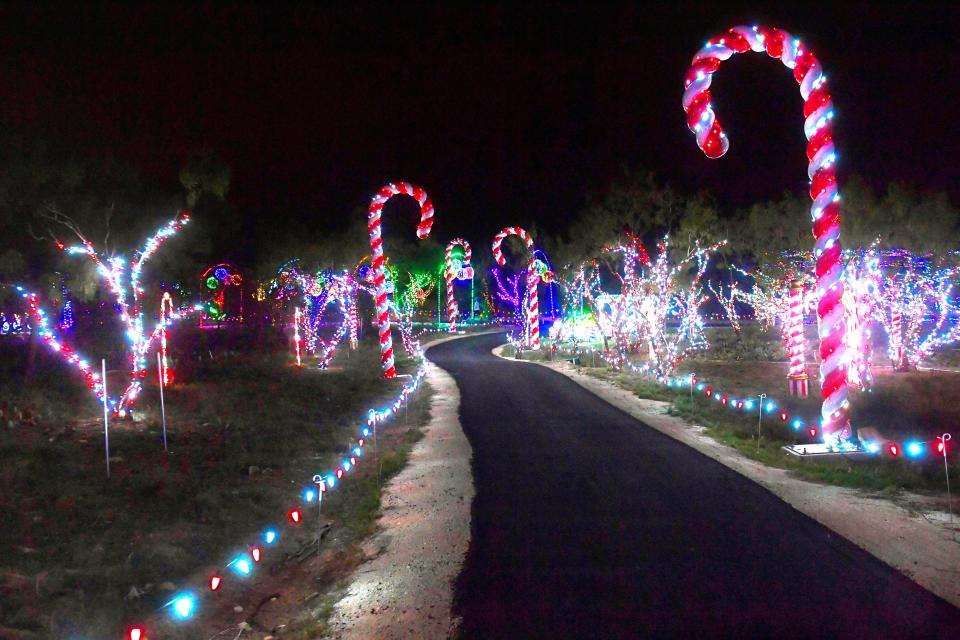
0,2,955,249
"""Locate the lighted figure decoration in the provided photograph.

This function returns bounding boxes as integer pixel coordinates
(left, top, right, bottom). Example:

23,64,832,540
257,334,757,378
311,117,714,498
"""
200,263,243,326
19,213,197,416
0,311,28,335
367,182,436,378
445,238,473,332
492,227,541,350
683,24,851,445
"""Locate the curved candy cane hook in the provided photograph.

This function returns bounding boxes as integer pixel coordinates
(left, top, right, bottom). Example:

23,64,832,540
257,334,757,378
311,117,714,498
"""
367,182,436,378
492,227,540,350
682,25,850,445
445,239,472,333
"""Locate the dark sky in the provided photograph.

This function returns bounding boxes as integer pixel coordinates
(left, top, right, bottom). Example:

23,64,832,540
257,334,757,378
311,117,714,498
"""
0,1,956,250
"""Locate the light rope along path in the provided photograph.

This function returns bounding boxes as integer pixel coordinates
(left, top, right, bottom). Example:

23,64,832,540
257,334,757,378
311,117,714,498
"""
322,334,477,639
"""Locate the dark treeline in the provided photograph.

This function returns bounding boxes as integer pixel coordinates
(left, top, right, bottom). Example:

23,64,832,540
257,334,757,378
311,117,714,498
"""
2,131,958,309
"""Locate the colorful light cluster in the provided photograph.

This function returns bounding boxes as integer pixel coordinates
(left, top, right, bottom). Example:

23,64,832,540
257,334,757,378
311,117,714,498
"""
200,263,243,325
367,182,436,378
682,24,851,446
274,262,364,369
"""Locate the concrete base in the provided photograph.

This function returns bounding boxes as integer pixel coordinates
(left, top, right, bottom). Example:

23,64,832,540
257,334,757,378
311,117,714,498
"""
783,443,870,458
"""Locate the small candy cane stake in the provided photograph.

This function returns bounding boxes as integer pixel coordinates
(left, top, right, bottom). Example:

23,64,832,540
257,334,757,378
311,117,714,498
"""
445,239,472,332
492,227,540,350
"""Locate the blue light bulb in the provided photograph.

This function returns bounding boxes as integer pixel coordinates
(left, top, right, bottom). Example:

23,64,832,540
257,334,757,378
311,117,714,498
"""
169,593,196,619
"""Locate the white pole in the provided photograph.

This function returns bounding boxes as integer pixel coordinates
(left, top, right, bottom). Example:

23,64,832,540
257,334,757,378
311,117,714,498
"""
157,352,168,452
941,433,953,524
101,359,111,479
757,393,767,452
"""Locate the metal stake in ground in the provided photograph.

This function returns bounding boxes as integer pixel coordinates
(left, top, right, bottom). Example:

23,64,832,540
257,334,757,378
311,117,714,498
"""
101,359,111,479
757,393,767,453
312,474,325,561
157,352,168,452
940,433,953,525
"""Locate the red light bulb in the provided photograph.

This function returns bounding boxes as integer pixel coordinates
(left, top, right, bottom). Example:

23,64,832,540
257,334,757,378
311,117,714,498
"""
288,507,301,524
251,546,261,563
210,575,221,591
129,627,144,640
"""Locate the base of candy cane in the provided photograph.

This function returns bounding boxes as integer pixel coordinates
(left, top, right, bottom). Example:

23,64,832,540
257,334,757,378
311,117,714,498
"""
788,372,809,398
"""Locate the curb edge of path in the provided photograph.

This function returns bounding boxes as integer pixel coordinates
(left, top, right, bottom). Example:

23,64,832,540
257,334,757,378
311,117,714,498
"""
320,332,484,639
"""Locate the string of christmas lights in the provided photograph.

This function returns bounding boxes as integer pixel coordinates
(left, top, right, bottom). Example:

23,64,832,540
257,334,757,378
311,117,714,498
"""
126,351,431,636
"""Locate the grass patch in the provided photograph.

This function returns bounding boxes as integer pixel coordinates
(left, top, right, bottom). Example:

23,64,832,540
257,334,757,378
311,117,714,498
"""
0,329,432,637
606,366,958,495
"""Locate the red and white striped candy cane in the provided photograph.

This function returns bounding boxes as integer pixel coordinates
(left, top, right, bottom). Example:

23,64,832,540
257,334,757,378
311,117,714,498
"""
786,279,808,397
160,292,173,386
367,182,436,378
682,25,850,445
492,227,540,350
445,239,471,333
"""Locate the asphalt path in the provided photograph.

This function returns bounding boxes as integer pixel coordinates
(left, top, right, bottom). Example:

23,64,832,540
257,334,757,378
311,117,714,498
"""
427,333,960,639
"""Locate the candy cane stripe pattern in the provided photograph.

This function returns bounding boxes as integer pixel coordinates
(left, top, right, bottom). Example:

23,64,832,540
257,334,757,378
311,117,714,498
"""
492,227,540,350
682,25,850,445
368,182,436,378
445,239,471,332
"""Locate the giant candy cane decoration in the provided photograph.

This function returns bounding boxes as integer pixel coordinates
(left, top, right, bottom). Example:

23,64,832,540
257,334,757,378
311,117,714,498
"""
492,227,540,350
367,182,436,378
682,25,850,444
445,239,472,333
